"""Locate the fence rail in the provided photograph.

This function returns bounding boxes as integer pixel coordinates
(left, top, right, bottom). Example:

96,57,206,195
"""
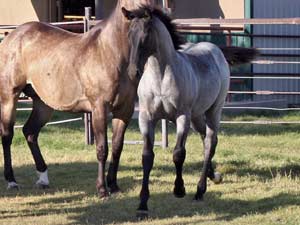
1,17,299,31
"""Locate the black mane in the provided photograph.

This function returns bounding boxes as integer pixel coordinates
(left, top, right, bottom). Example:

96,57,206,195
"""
134,6,186,50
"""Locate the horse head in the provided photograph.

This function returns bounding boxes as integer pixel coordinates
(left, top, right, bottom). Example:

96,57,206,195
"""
121,6,185,77
121,6,155,79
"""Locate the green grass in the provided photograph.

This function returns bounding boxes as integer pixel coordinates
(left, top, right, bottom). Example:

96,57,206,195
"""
0,110,300,225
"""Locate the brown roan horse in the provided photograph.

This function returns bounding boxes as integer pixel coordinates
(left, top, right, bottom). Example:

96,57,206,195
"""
0,0,153,197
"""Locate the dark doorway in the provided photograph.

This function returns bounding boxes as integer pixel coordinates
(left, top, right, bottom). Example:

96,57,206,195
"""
62,0,95,17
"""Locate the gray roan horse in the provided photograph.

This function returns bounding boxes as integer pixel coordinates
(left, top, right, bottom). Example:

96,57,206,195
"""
0,0,153,197
122,6,258,217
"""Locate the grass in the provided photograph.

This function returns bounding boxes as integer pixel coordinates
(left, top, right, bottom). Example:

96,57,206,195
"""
0,110,300,225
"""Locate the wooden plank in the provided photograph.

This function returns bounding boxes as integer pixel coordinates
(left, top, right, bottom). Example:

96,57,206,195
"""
174,17,300,25
2,17,300,30
176,25,244,32
88,17,300,26
161,119,168,149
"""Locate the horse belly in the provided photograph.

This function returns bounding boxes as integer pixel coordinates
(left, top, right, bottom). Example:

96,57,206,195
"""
28,73,90,112
191,79,223,116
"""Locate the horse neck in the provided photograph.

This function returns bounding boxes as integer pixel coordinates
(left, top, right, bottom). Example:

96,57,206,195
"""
99,1,153,61
98,8,129,59
147,18,177,78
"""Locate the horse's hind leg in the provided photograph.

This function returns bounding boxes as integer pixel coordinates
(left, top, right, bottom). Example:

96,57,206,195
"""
173,114,190,198
22,97,53,188
192,115,221,184
1,97,18,189
194,108,222,201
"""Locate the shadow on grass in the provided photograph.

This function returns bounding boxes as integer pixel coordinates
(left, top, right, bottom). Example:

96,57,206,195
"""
216,160,300,180
1,160,300,196
1,188,299,224
0,160,300,224
69,192,300,224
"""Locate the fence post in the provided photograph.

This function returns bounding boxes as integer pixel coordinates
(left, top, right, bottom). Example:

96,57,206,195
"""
84,7,92,33
56,0,63,22
162,0,169,8
162,0,172,15
84,7,94,145
226,29,232,46
95,0,104,20
161,119,168,149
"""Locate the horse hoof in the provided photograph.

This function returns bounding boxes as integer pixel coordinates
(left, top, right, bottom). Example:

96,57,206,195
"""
173,186,186,198
35,183,50,189
193,193,204,201
108,184,120,194
136,210,149,220
98,190,110,199
212,172,223,184
35,179,50,189
7,182,19,190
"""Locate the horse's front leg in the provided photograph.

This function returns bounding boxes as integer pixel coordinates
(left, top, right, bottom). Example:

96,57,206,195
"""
107,117,130,193
1,98,18,189
137,111,156,219
173,114,190,198
92,104,109,198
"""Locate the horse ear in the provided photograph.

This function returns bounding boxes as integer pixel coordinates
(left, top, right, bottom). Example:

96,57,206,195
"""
144,8,152,20
121,7,135,20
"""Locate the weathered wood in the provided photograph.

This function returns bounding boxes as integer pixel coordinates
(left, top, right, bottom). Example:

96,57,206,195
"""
161,119,168,149
174,17,300,25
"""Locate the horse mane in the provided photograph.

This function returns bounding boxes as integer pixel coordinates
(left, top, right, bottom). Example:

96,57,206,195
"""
137,5,186,50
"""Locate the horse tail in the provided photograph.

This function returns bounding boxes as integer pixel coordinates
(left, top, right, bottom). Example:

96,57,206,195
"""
220,46,259,66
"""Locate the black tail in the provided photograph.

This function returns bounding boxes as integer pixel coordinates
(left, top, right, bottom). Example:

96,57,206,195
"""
220,46,259,66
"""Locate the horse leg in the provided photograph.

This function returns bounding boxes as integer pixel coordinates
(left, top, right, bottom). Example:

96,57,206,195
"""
194,109,222,201
137,111,156,219
22,97,53,188
107,117,130,193
1,97,18,189
92,103,109,198
192,116,222,185
173,114,190,198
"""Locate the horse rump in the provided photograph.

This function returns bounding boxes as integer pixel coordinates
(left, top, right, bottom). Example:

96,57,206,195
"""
220,46,259,66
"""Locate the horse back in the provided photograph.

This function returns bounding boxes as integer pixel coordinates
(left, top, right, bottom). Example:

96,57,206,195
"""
177,42,230,114
0,22,93,111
